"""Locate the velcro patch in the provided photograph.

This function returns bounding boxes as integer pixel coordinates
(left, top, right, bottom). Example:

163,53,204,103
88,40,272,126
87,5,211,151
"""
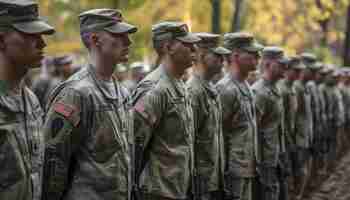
54,102,76,118
134,101,156,125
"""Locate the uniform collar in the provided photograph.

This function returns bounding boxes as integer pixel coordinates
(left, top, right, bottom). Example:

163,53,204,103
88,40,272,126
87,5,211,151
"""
192,73,218,98
261,78,280,97
87,64,119,100
228,72,252,97
159,64,187,98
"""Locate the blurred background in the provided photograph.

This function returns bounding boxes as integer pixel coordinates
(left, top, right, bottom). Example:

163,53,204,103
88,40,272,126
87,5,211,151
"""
38,0,350,66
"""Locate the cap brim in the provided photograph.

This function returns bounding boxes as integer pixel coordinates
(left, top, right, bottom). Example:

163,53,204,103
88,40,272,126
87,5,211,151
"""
104,22,138,34
177,33,201,43
212,46,232,55
243,42,264,52
277,57,290,65
12,20,55,35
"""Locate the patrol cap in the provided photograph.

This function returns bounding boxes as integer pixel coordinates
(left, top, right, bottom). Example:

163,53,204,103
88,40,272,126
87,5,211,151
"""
309,61,323,72
116,64,127,73
223,32,263,52
194,32,231,55
288,56,306,70
54,55,73,66
0,0,55,34
79,8,137,34
261,46,289,64
319,66,333,75
300,52,317,64
152,21,201,43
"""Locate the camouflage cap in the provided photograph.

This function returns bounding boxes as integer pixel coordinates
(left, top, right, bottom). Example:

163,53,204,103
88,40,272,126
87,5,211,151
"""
261,46,289,64
319,66,333,75
288,55,306,70
79,8,137,34
0,0,55,34
223,32,263,52
194,32,231,55
309,61,323,72
54,55,73,66
300,52,317,64
152,21,201,43
116,64,127,73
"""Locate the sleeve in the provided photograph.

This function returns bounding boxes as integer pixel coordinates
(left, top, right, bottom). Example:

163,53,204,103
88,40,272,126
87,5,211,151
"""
133,88,165,179
218,87,237,131
41,88,85,200
189,92,207,138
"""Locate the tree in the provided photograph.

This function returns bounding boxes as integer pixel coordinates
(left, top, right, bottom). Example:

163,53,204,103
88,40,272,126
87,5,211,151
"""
344,5,350,66
212,0,221,33
231,0,244,32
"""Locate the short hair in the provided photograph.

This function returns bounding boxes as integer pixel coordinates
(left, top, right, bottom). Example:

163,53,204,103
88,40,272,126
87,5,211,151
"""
80,31,92,49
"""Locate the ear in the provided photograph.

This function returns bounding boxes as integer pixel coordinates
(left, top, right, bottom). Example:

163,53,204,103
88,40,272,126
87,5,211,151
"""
165,40,175,55
89,32,100,47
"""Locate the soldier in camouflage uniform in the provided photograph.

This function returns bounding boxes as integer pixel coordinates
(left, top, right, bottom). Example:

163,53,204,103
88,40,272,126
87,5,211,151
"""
0,1,55,200
251,47,289,200
292,56,315,199
333,70,346,159
132,22,201,200
215,32,262,200
341,69,350,150
277,56,303,198
42,9,137,200
187,32,231,200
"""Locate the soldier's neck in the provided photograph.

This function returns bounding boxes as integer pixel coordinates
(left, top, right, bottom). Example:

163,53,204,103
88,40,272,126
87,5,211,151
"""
229,64,246,82
193,64,212,81
89,53,115,81
0,55,25,94
161,58,185,80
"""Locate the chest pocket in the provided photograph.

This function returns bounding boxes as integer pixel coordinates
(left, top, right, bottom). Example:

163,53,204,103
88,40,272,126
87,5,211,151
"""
163,97,192,143
91,103,128,163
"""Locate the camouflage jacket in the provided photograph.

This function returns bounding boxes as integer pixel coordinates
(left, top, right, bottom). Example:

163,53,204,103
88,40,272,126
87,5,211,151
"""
306,80,323,143
187,74,225,193
277,79,297,152
339,84,350,128
293,80,313,148
216,74,257,176
251,78,284,167
0,85,44,200
42,65,133,200
133,65,194,199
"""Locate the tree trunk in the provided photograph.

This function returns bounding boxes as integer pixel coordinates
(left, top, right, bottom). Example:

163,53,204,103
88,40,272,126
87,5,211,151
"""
212,0,221,34
231,0,244,32
344,5,350,66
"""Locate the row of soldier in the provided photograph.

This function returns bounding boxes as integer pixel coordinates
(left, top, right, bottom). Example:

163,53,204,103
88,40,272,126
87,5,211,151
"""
1,1,349,200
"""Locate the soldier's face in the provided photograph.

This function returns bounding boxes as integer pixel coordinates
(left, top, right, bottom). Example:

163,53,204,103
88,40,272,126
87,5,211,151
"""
1,30,46,68
98,31,132,64
203,51,224,77
170,40,196,71
284,68,298,80
235,50,259,72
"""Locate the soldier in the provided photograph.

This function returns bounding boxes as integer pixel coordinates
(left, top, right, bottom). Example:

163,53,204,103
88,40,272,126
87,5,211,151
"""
277,56,303,198
187,32,231,200
251,47,289,200
216,32,262,200
342,69,350,149
0,1,55,200
292,55,315,199
132,21,201,200
42,9,137,200
32,55,74,107
123,62,148,92
333,70,346,159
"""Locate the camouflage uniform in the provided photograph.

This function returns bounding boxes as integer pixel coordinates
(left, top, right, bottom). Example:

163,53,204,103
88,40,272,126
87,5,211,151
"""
251,47,289,200
41,9,137,200
187,33,230,200
0,1,55,200
216,33,262,200
132,22,201,200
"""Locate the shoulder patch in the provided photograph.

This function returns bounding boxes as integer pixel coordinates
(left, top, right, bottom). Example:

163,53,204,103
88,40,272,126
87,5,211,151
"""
54,102,76,118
